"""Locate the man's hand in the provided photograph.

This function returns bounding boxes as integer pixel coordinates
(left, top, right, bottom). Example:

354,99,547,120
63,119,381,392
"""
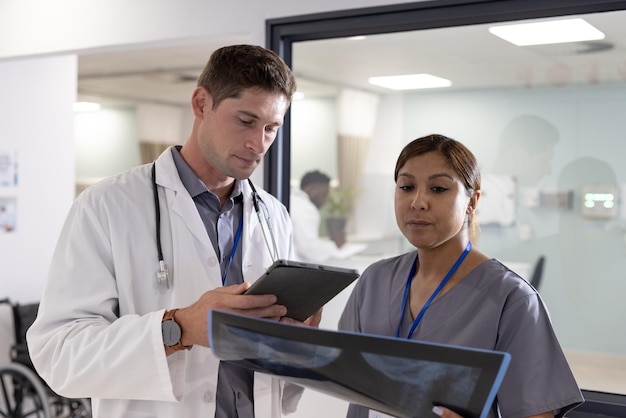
174,282,287,349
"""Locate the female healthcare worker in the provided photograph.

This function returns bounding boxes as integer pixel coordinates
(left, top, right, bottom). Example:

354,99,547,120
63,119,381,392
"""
26,45,310,418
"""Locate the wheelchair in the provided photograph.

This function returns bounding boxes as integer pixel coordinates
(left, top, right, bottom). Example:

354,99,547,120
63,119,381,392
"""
0,299,92,418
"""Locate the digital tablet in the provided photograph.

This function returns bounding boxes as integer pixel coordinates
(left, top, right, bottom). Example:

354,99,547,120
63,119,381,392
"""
244,259,360,321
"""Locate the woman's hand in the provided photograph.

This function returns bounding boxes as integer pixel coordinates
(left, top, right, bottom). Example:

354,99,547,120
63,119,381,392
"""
279,307,323,328
432,405,554,418
432,405,463,418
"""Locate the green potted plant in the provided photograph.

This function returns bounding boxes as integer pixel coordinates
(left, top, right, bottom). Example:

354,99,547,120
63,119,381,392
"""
321,186,357,238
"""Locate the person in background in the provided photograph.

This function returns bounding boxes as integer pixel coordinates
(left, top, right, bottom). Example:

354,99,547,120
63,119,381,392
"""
290,170,347,262
27,44,319,418
338,134,583,418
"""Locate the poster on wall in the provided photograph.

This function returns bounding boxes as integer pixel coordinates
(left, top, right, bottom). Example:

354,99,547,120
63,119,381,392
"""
0,150,18,233
0,197,16,233
0,150,18,187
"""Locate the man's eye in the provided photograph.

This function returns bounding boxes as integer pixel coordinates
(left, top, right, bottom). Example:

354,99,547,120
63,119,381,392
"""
239,118,253,125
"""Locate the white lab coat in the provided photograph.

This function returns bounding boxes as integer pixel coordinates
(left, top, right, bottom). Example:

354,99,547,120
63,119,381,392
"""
290,188,339,263
27,148,298,417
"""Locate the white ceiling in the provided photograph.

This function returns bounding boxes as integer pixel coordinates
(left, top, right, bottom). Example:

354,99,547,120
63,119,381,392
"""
77,9,626,108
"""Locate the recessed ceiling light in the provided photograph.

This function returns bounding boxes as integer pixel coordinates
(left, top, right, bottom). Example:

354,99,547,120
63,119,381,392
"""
488,18,605,46
368,74,451,90
73,101,101,112
347,35,366,41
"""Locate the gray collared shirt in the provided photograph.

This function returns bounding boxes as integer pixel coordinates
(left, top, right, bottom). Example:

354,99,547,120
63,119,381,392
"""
171,146,254,418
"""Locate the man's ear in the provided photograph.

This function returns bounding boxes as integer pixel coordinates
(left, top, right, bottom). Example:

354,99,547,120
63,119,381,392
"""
191,86,212,117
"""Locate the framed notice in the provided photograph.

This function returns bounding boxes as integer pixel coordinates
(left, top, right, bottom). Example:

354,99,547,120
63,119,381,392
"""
0,197,16,233
0,150,18,188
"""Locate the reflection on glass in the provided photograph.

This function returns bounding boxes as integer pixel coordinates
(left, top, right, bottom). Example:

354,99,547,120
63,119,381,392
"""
291,9,626,394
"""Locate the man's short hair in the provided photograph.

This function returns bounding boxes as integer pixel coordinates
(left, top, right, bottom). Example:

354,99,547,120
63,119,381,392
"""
197,44,297,110
301,170,331,189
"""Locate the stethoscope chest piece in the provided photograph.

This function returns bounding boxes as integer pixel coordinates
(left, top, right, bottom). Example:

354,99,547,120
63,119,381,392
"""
157,260,169,289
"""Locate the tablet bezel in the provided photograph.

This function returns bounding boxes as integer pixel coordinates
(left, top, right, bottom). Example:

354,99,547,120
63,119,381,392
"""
244,259,360,321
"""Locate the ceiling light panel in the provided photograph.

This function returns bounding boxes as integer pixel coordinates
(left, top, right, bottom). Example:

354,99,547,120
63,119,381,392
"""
488,18,605,46
368,74,451,90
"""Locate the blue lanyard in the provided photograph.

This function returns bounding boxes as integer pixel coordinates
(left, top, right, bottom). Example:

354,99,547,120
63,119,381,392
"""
221,216,244,286
396,241,472,339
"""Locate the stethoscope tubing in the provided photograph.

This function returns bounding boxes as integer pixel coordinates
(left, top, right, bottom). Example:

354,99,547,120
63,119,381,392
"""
151,162,278,288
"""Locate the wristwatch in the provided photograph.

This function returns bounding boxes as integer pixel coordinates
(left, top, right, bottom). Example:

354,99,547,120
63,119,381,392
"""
161,309,192,351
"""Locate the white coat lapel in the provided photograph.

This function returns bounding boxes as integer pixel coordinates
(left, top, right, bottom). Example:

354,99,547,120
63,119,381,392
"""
169,187,211,247
154,150,212,250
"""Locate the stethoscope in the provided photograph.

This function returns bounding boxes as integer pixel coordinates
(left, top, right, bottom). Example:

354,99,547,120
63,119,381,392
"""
151,163,279,289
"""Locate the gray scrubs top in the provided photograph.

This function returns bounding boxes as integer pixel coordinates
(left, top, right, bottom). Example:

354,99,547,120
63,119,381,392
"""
339,253,584,418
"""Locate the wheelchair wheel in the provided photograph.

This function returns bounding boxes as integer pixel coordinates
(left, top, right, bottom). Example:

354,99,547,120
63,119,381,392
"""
0,362,51,418
48,396,91,418
66,398,91,418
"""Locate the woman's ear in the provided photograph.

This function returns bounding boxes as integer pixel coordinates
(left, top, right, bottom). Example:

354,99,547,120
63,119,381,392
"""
466,191,480,214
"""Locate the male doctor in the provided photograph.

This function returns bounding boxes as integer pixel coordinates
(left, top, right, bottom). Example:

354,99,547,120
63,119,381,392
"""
27,44,319,418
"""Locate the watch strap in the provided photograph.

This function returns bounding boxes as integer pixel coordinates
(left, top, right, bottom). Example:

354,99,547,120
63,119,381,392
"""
162,309,192,351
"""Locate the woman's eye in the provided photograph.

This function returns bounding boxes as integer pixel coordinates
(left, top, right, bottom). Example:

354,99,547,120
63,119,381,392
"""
432,186,448,193
398,185,414,192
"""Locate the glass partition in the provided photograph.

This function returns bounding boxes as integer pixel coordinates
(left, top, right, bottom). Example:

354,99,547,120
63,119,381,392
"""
269,0,626,396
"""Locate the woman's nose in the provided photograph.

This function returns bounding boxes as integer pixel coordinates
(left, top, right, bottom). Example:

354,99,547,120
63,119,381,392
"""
410,192,427,211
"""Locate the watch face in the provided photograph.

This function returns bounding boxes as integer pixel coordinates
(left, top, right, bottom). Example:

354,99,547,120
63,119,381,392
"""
162,319,182,346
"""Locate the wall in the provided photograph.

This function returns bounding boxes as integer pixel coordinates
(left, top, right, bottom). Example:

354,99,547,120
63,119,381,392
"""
0,0,420,60
290,98,339,184
0,55,76,304
353,94,405,240
75,107,141,182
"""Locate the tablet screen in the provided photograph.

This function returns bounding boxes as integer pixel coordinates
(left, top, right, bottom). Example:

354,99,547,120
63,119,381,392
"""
244,259,359,321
